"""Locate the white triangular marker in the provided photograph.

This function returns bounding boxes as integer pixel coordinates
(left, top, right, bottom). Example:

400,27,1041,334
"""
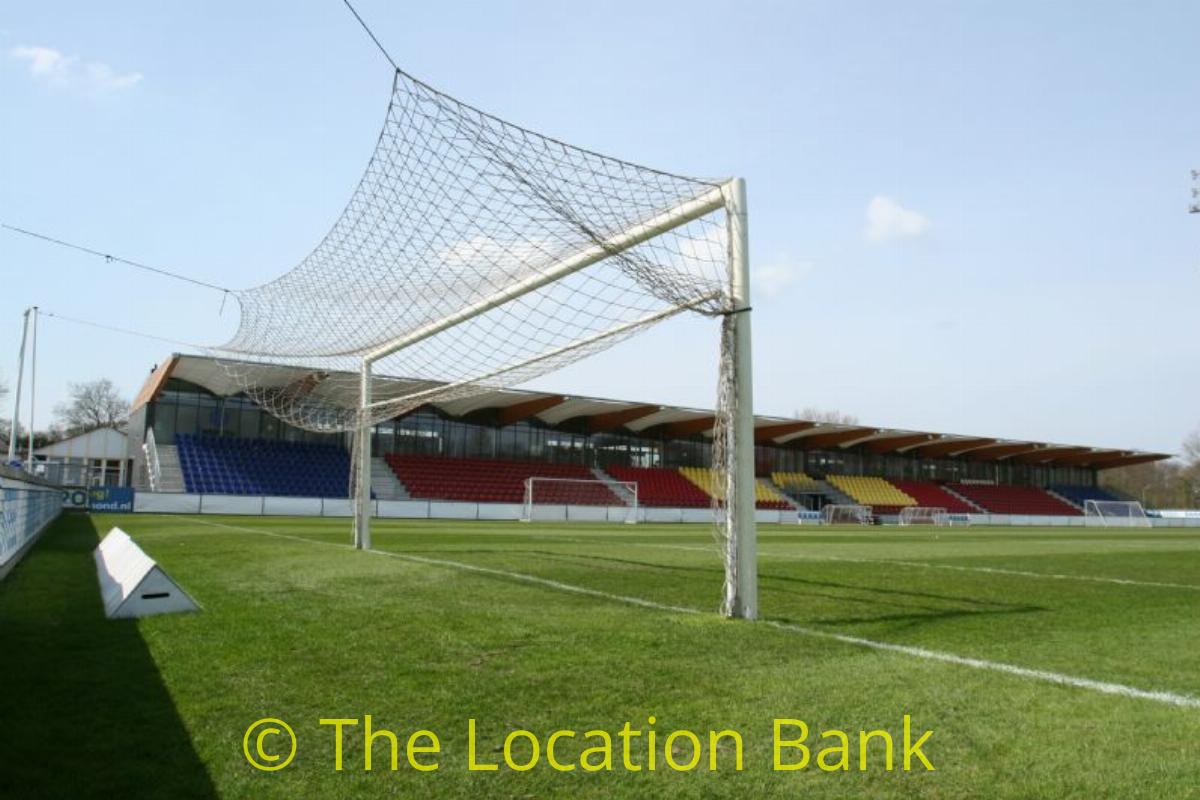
94,527,200,619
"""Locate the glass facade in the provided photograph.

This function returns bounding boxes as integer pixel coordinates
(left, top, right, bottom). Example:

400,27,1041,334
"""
146,379,1098,488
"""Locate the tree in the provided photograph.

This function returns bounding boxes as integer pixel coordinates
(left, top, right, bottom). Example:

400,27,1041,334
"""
1183,428,1200,467
1102,425,1200,509
795,407,860,425
54,379,130,434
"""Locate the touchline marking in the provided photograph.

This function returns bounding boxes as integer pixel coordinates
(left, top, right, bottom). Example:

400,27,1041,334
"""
177,518,1200,710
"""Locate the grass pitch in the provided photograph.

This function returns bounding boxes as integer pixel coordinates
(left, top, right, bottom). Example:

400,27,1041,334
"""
2,512,1199,798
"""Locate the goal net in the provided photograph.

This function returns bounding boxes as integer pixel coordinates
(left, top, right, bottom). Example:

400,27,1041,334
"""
521,477,638,524
201,67,759,618
898,506,949,526
1084,500,1152,527
822,504,872,526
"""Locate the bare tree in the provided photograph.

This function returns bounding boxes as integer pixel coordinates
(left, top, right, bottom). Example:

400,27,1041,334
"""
1182,428,1200,466
795,407,860,425
54,379,130,435
1103,426,1200,508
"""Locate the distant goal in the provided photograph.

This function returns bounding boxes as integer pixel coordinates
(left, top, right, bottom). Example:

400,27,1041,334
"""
822,504,872,526
521,477,638,524
898,506,950,526
1084,499,1152,527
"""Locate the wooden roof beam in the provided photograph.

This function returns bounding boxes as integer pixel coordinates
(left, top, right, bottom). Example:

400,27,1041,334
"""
496,395,566,426
586,405,661,433
754,421,816,444
794,427,879,449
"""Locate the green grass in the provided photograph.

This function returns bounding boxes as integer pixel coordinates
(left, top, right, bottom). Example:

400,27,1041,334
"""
3,512,1199,798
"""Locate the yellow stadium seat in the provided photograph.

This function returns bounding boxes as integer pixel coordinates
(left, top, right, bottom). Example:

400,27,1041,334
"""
680,467,790,506
826,474,917,507
772,471,824,493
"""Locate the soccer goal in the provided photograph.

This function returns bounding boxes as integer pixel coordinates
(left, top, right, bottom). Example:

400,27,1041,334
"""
898,506,950,526
822,504,872,526
1084,500,1152,527
207,67,759,619
521,477,638,524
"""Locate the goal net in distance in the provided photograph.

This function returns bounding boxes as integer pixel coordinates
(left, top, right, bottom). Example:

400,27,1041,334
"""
521,477,638,524
204,68,759,618
1084,500,1152,527
822,504,872,526
898,506,949,526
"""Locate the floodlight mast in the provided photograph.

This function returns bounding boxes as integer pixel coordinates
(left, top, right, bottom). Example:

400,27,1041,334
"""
350,179,759,622
6,308,32,465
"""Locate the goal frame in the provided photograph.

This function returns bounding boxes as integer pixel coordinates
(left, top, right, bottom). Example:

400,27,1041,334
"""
1083,499,1152,527
351,178,759,618
521,477,639,524
822,504,872,526
898,506,950,526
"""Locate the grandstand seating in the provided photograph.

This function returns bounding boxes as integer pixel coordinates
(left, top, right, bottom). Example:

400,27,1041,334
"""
772,471,826,494
176,434,350,497
950,483,1081,516
1049,484,1121,508
827,475,917,514
889,479,979,514
677,466,792,510
386,454,621,505
605,466,711,507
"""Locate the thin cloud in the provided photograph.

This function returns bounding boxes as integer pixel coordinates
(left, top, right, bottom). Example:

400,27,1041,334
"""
8,45,143,94
864,195,930,242
753,256,812,298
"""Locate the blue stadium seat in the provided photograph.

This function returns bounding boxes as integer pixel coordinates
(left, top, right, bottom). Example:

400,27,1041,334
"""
175,434,351,498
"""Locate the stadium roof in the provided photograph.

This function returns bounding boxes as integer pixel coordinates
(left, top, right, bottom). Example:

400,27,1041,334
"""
134,354,1170,470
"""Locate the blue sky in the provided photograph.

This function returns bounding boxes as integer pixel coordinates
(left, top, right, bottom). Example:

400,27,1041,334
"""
2,1,1197,454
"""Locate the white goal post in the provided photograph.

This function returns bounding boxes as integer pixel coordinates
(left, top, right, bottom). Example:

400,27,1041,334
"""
521,477,638,524
1084,499,1152,527
898,506,950,526
351,178,759,619
822,504,872,526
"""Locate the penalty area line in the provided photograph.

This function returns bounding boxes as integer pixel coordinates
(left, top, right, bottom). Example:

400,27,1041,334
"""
182,517,1200,711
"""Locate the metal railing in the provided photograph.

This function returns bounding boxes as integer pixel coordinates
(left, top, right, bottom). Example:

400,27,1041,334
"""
143,429,162,492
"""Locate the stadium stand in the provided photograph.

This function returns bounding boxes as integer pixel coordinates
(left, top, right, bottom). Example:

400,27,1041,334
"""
889,479,979,514
605,465,712,508
385,454,621,505
771,471,826,494
678,466,792,509
176,434,350,497
950,483,1081,516
1049,484,1121,508
827,474,917,514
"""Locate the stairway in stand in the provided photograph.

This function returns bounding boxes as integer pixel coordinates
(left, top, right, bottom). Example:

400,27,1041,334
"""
371,457,410,500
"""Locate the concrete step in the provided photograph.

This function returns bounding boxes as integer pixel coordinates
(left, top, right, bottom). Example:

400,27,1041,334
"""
760,478,800,510
942,484,985,512
370,457,409,501
153,444,185,492
592,467,637,507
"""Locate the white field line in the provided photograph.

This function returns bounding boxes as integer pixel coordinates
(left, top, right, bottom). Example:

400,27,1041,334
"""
175,517,1200,710
576,538,1200,593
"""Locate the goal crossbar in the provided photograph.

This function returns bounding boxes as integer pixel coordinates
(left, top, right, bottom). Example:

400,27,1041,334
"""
362,290,722,412
363,185,728,364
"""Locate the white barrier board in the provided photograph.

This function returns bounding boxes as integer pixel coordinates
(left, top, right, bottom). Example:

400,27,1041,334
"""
94,527,200,619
